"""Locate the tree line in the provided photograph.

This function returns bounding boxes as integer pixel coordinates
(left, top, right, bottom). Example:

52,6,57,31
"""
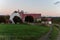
0,15,10,24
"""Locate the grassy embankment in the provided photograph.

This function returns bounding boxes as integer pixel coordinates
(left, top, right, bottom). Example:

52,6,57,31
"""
49,26,58,40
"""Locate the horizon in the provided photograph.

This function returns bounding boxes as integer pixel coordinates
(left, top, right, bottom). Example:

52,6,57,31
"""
0,0,60,17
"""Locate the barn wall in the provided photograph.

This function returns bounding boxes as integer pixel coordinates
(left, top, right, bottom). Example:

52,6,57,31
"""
20,13,41,22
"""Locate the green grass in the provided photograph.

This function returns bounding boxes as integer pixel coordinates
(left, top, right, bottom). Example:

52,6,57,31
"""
0,24,50,40
49,27,58,40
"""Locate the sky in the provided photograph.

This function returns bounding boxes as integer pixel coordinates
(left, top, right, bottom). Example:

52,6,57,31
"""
0,0,60,16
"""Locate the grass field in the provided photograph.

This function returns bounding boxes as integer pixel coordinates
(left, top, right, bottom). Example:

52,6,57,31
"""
0,24,50,40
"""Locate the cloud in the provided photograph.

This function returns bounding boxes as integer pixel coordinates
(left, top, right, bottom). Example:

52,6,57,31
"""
54,1,60,5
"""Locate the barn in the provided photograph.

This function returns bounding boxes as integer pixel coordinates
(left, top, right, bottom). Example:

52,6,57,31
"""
10,10,41,24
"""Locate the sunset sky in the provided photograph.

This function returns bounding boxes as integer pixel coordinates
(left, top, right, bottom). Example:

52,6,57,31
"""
0,0,60,16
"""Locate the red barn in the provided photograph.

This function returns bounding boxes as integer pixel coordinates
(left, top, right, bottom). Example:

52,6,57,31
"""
19,11,41,23
10,10,41,23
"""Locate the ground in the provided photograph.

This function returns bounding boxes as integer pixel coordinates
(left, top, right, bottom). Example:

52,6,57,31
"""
0,24,50,40
0,24,58,40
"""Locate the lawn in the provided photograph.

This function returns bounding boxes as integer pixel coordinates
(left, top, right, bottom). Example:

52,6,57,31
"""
0,24,50,40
